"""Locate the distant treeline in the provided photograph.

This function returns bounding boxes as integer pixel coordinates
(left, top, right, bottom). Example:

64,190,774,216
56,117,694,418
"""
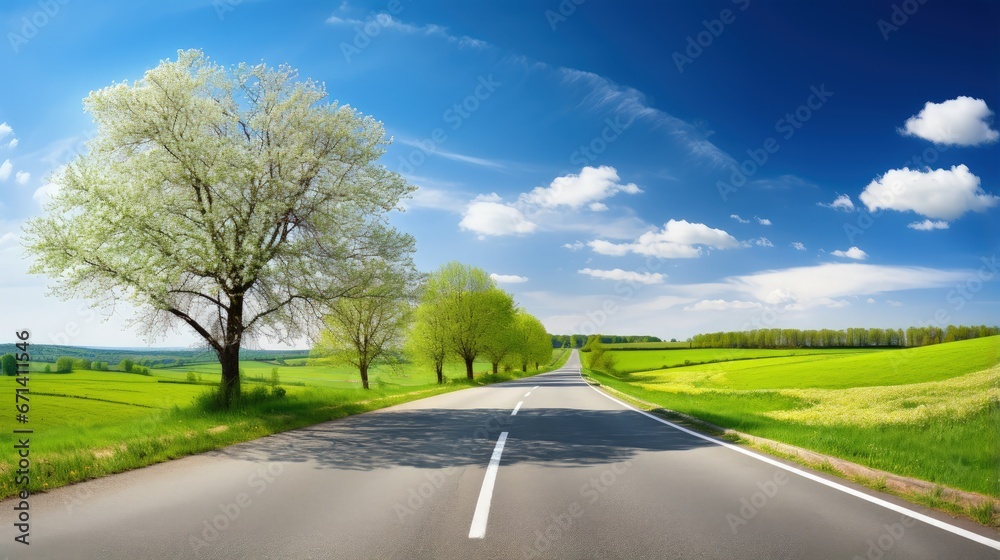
0,343,310,366
689,325,999,349
550,334,662,348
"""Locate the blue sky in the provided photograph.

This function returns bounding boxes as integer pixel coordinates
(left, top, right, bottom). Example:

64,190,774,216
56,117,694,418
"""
1,0,998,347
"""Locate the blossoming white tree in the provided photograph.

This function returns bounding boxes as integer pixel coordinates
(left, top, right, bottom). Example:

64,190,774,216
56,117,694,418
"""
24,50,415,407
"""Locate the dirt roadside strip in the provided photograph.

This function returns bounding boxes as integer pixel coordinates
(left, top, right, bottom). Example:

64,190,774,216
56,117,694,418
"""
583,376,998,522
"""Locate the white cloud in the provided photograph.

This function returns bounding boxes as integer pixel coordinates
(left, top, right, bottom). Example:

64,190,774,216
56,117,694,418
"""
684,299,762,311
589,219,739,259
0,123,16,149
907,219,949,231
730,214,750,224
521,166,641,211
831,246,868,260
886,300,903,307
0,232,16,246
589,202,608,212
490,273,528,284
900,96,999,146
33,182,61,204
743,237,773,247
578,268,665,285
791,242,806,251
0,159,11,181
818,194,855,211
459,194,537,238
14,171,29,185
563,241,585,251
587,239,633,256
859,165,998,221
866,297,876,304
755,216,772,226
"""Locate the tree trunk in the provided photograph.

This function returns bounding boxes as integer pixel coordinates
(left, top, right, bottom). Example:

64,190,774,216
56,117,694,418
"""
219,344,241,408
435,363,443,384
360,363,370,390
521,364,527,373
492,362,499,374
465,356,474,379
218,295,244,409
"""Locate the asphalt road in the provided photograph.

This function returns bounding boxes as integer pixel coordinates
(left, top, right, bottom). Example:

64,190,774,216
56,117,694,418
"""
5,351,999,559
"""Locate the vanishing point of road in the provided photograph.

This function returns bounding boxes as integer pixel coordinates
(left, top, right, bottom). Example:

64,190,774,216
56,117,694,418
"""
5,351,999,559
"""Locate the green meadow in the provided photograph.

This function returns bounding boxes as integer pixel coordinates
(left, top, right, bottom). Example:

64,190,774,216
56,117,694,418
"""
585,336,1000,499
0,349,570,499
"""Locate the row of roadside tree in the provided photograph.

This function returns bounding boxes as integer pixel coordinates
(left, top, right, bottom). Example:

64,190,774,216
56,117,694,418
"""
688,324,999,349
313,261,552,389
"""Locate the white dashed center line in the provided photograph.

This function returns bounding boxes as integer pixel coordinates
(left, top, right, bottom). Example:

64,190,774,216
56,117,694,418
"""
468,432,509,539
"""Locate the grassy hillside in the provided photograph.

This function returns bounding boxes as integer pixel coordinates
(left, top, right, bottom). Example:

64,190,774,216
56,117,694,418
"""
587,336,1000,498
609,337,999,388
606,347,880,374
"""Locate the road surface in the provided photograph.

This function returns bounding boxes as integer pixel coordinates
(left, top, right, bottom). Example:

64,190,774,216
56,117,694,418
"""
4,351,999,559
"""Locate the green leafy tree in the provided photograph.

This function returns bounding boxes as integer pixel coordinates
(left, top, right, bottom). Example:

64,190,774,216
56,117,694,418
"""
119,359,134,373
479,293,518,374
43,364,51,373
1,354,16,376
420,262,514,379
313,269,413,390
406,302,450,384
23,50,415,407
510,311,549,372
55,357,75,373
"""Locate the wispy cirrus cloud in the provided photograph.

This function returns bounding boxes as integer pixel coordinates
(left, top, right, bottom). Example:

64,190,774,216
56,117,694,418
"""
328,12,737,170
326,13,488,49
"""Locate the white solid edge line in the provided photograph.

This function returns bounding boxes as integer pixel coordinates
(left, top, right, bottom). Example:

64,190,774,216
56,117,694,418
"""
583,377,1000,551
512,401,523,416
468,431,509,539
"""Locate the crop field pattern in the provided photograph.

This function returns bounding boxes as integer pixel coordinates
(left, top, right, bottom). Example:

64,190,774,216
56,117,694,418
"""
589,336,1000,497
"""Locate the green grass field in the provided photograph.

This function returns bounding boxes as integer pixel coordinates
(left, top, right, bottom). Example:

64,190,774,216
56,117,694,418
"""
606,346,889,374
0,349,570,499
587,336,1000,498
602,341,694,350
